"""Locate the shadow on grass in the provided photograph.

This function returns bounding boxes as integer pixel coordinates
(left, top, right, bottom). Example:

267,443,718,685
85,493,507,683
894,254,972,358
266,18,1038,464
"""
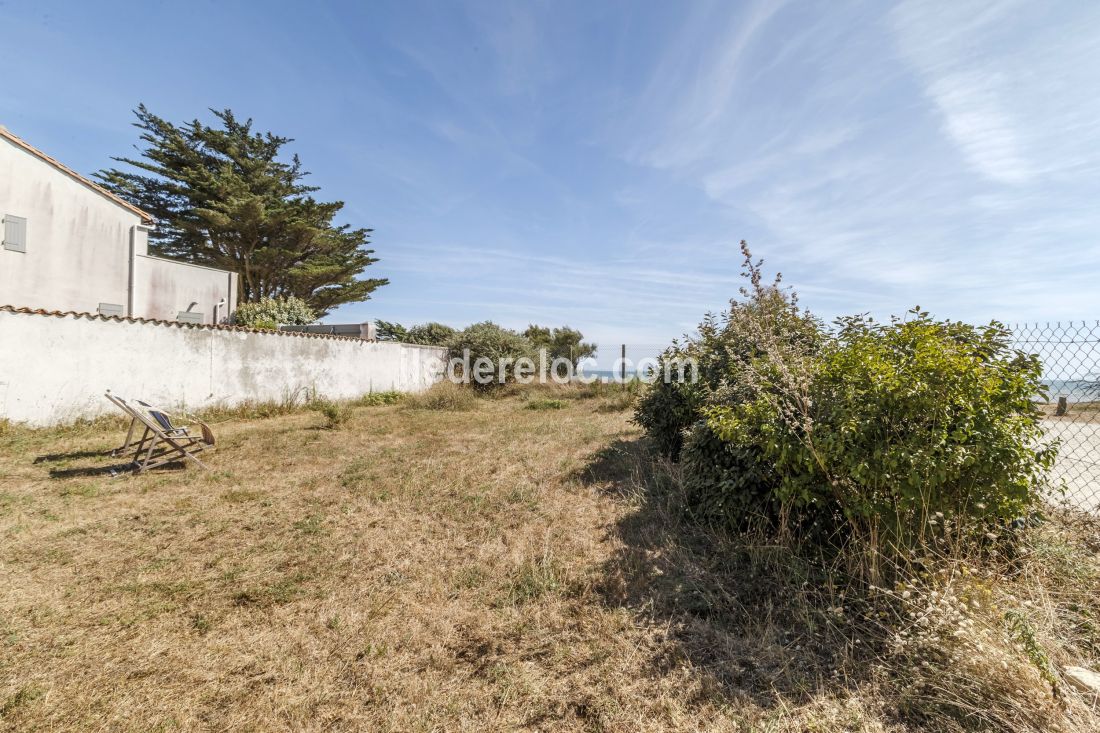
578,438,866,712
33,449,112,464
47,463,141,479
31,445,133,478
37,450,188,479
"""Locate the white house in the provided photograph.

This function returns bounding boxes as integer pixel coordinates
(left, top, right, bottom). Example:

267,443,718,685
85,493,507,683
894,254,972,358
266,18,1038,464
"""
0,126,237,324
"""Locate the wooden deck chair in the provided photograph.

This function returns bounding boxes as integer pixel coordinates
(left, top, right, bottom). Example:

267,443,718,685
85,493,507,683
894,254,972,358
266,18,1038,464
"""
106,392,172,458
106,391,151,457
105,392,215,473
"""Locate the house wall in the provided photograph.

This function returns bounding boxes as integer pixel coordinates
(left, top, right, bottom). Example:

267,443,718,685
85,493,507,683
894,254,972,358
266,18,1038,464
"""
132,256,238,324
0,309,447,426
0,134,139,313
0,133,237,323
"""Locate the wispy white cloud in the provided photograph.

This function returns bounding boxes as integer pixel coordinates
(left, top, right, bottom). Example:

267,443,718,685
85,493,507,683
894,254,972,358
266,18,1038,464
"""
606,0,1100,326
924,70,1030,184
629,0,788,170
464,0,558,97
890,0,1031,184
891,0,1100,185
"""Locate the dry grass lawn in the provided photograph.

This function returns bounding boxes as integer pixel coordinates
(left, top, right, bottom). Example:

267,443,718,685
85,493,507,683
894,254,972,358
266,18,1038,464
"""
2,389,1099,731
0,392,712,731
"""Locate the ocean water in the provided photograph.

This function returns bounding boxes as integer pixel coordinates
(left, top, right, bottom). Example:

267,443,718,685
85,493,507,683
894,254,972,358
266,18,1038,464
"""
1042,379,1098,401
576,368,641,382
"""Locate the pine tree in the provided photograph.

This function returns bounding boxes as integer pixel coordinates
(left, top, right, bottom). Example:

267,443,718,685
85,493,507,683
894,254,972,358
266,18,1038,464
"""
96,105,387,315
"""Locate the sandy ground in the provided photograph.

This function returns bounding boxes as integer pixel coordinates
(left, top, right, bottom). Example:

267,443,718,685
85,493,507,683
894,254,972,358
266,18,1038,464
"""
1044,418,1100,512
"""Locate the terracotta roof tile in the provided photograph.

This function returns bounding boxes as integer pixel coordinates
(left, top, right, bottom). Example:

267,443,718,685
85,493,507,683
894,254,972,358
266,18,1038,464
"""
0,305,369,342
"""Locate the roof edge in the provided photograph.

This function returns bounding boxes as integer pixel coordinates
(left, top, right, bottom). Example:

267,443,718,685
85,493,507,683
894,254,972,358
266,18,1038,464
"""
0,127,155,224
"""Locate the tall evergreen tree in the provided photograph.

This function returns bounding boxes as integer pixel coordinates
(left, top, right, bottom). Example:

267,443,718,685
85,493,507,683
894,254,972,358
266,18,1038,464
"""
96,105,387,315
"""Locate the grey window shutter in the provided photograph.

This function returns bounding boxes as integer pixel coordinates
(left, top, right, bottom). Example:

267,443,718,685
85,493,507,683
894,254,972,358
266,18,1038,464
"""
98,303,124,317
176,311,204,324
3,215,27,252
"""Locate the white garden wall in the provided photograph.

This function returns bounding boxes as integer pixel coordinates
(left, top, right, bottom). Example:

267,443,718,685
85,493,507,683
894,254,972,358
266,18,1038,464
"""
0,308,446,426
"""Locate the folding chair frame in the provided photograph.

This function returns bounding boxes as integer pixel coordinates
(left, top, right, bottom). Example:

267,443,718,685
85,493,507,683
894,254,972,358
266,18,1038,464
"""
105,392,214,474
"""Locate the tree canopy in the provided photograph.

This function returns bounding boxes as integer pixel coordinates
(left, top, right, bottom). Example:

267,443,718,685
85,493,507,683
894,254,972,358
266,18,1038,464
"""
376,320,595,364
375,320,409,342
523,325,597,366
405,322,458,346
96,105,387,315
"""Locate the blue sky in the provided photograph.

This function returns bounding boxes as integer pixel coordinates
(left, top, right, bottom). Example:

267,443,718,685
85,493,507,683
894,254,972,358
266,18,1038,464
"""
4,0,1100,354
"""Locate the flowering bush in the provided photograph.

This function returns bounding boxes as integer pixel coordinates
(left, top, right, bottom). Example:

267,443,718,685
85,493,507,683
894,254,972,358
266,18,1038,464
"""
634,242,822,459
234,296,316,328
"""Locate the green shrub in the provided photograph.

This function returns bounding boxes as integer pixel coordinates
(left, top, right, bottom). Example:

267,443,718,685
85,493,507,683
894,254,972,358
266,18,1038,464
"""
680,420,780,527
235,296,316,328
311,399,352,429
635,350,707,458
446,322,538,392
641,243,1057,558
523,324,597,368
406,322,458,346
705,311,1057,547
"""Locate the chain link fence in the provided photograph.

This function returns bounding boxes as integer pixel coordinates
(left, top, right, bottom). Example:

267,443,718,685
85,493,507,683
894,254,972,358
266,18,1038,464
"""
1010,322,1100,512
